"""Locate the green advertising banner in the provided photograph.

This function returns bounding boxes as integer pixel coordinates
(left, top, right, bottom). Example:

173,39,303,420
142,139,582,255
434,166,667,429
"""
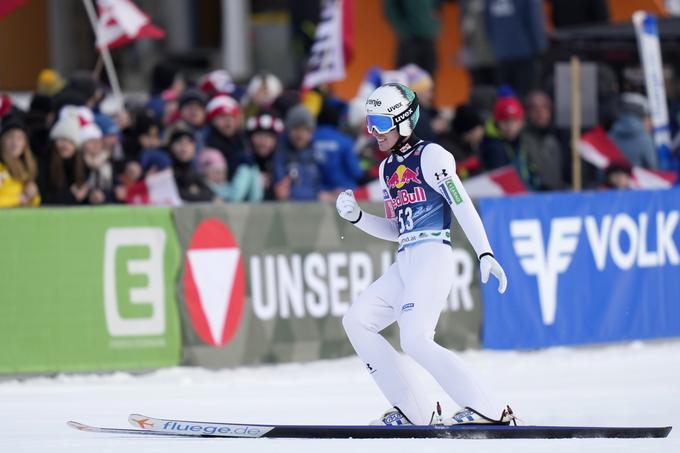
173,202,482,368
0,206,181,374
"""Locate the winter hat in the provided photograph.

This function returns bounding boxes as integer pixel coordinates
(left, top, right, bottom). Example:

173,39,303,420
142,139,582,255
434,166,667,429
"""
285,104,316,130
452,105,483,135
206,95,240,122
52,89,87,115
166,124,195,147
401,64,433,94
246,112,284,135
199,70,235,96
620,92,650,119
0,114,26,137
50,107,81,145
95,113,119,136
78,107,102,143
178,88,207,109
66,72,98,102
246,73,283,105
80,123,103,143
36,69,66,96
132,113,160,138
197,147,227,171
29,94,54,115
493,96,524,122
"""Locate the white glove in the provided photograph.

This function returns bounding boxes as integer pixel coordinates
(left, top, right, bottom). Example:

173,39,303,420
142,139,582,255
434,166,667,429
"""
480,254,507,294
336,190,362,223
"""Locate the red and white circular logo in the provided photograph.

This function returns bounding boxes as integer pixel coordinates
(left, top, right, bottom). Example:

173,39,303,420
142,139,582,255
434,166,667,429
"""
183,219,245,347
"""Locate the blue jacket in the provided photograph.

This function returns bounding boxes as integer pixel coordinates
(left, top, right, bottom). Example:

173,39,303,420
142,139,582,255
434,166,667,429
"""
609,114,658,169
313,125,364,190
485,0,547,61
273,137,324,201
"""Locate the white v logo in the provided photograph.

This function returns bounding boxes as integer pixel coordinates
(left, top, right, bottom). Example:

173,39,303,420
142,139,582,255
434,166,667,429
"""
510,218,582,325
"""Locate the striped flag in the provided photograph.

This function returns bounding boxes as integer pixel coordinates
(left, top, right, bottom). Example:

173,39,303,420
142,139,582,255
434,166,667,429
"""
579,126,628,168
631,167,678,189
126,169,182,206
302,0,346,89
95,0,165,50
462,166,527,198
580,126,677,188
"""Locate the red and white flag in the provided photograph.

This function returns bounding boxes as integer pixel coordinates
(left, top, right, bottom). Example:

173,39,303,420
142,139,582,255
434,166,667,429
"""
580,126,677,188
631,166,677,189
579,126,628,168
126,169,182,206
95,0,165,50
463,166,527,198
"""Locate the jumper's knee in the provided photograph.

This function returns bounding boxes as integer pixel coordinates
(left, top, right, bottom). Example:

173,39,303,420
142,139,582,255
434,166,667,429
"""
400,331,436,360
341,308,359,337
342,302,381,340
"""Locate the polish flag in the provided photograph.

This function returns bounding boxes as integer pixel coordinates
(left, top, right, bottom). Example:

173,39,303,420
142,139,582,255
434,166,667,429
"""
579,126,628,168
95,0,165,50
580,126,677,188
631,166,677,189
126,169,182,206
463,166,527,198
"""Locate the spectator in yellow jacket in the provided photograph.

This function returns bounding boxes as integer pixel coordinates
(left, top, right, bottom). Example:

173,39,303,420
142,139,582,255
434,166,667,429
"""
0,116,41,207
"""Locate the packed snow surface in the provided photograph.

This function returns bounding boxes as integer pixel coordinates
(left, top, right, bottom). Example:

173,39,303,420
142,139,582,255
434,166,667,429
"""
2,340,678,453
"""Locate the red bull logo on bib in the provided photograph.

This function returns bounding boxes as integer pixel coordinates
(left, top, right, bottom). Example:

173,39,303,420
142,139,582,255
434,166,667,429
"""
391,187,427,209
386,165,422,189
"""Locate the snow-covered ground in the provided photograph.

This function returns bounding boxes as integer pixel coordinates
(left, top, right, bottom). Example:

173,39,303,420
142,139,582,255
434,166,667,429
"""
1,340,678,453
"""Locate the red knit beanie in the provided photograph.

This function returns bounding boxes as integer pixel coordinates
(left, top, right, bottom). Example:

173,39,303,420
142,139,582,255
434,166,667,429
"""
493,97,524,122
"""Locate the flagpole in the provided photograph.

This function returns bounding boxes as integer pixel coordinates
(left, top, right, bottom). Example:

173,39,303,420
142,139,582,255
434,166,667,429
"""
82,0,124,112
93,55,104,80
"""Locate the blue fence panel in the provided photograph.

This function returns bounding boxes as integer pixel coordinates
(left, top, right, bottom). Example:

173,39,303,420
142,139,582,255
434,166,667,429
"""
478,189,680,349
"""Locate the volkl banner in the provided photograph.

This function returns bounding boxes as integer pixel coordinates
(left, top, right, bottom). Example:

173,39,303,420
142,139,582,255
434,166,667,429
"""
173,202,483,367
479,189,680,349
0,207,181,374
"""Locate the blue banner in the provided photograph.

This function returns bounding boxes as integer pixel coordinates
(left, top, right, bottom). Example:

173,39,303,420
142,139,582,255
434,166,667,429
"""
479,189,680,349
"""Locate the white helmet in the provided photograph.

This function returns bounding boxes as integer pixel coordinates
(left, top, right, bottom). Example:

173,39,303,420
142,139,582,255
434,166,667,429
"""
365,83,420,137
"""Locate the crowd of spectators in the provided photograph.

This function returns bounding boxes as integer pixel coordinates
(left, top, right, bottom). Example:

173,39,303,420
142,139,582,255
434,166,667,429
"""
0,58,678,208
1,0,679,207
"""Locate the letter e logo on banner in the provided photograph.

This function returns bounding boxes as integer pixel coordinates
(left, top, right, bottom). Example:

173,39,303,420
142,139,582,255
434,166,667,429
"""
103,227,167,336
184,219,246,347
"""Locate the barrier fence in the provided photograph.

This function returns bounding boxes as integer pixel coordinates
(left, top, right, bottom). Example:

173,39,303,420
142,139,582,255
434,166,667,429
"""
1,189,678,374
479,189,680,349
0,207,181,374
173,202,481,368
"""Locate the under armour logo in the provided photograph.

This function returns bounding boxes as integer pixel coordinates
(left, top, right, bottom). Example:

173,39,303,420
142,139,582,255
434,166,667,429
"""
435,169,448,180
510,218,582,325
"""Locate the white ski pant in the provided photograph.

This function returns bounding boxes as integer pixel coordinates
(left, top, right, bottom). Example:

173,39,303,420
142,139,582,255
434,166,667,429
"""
342,241,496,424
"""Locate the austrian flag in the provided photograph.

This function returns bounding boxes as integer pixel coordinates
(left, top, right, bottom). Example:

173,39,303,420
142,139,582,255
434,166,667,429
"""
95,0,165,50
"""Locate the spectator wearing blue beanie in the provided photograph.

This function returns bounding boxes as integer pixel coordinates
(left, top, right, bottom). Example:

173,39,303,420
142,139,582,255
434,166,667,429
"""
95,113,123,161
